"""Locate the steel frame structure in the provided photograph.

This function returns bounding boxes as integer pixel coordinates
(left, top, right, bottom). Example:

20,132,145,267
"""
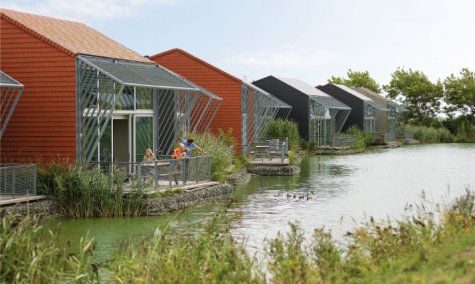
241,82,291,153
308,96,351,146
76,56,221,163
363,101,389,135
0,71,24,139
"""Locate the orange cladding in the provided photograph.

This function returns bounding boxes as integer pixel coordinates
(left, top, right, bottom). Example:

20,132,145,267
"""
0,17,76,164
150,49,243,153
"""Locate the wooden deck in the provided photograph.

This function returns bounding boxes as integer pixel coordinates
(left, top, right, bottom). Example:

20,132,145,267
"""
0,195,47,206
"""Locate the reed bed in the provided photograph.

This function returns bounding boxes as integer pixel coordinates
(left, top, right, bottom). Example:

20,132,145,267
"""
0,212,97,283
38,165,149,218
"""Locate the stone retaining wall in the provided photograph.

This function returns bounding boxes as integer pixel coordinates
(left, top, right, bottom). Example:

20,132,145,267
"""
247,165,300,176
1,199,58,219
145,183,233,215
226,171,252,185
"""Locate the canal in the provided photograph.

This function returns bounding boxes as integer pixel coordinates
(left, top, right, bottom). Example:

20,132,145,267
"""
44,144,475,262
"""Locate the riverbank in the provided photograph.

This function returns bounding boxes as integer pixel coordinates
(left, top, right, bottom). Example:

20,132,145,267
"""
4,189,474,283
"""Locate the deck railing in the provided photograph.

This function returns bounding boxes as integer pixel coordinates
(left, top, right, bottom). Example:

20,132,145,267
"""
249,137,288,163
0,164,37,198
87,155,211,190
332,135,356,147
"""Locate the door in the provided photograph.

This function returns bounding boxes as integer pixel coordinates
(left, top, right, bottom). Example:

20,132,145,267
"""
113,118,129,163
133,115,154,163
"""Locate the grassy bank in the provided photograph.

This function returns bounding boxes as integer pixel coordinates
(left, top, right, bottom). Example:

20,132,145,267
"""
3,190,475,283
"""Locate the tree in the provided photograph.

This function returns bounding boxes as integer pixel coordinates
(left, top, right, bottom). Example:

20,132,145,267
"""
443,68,475,121
384,68,443,125
328,69,382,93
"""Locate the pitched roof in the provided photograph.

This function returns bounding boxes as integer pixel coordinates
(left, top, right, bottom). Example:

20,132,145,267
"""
149,48,242,83
274,76,331,97
331,83,372,101
0,8,150,63
352,87,393,104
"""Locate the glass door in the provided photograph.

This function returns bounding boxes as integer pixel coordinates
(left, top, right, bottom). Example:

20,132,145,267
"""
133,115,154,163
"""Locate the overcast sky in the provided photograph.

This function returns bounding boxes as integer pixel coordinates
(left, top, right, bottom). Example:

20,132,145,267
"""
3,0,474,88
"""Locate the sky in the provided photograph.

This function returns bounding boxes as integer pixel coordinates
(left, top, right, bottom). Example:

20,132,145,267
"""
2,0,475,89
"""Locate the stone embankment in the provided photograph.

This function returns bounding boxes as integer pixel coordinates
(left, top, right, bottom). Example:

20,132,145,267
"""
247,165,300,176
145,183,233,215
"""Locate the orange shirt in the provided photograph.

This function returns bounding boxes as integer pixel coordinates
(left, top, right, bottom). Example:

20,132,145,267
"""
172,147,184,159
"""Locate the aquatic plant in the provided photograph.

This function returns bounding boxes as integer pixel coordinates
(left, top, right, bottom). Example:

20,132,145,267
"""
38,164,148,218
107,214,263,283
0,213,97,283
404,125,455,143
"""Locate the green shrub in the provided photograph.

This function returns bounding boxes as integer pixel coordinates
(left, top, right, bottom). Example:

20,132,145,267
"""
187,129,239,182
265,119,300,151
345,125,373,149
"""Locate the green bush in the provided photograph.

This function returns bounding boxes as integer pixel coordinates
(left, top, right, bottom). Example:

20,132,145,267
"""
265,119,300,151
187,129,240,182
344,125,373,149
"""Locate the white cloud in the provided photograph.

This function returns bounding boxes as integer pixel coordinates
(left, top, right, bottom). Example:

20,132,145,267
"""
228,45,338,68
2,0,177,21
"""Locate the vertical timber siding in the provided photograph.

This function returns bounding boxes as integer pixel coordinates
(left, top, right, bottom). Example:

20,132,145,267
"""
0,18,76,163
151,50,243,153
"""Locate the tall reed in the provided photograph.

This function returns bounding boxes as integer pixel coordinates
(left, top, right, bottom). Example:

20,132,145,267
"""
0,213,97,283
38,164,148,218
107,214,263,283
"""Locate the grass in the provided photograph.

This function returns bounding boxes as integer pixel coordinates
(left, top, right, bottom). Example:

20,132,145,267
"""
37,164,149,218
404,124,455,143
4,189,475,282
0,212,98,283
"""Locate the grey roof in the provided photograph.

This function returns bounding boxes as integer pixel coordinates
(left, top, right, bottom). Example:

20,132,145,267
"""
246,82,292,108
332,83,372,101
0,71,23,88
270,77,350,110
276,76,331,97
310,95,351,110
78,55,197,90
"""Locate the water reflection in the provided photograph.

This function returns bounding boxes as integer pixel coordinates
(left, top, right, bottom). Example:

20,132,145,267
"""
45,144,475,261
230,144,475,250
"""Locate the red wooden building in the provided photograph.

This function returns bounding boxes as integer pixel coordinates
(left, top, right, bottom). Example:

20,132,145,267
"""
149,49,290,153
0,9,220,164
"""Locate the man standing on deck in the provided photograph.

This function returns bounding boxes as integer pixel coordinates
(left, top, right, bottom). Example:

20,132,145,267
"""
180,138,207,184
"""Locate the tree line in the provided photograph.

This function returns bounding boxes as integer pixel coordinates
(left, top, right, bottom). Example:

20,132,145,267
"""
328,68,475,128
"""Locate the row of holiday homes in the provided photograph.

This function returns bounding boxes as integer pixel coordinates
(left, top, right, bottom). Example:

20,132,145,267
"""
0,8,405,166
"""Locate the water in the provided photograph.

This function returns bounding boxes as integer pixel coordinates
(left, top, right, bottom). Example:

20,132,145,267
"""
43,144,475,261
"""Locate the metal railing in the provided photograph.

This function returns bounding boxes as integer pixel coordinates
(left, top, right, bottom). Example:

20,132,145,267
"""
87,155,211,190
333,135,356,147
248,137,288,163
0,164,37,198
